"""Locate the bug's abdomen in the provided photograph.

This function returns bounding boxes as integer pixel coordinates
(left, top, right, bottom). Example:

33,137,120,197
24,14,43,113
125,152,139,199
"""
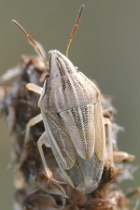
42,103,105,193
67,153,104,193
46,105,104,193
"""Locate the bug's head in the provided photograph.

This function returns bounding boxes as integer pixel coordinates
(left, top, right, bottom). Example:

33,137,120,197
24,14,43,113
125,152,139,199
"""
48,50,77,78
12,5,85,81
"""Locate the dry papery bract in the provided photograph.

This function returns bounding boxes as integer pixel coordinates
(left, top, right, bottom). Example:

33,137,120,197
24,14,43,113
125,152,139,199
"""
0,54,139,210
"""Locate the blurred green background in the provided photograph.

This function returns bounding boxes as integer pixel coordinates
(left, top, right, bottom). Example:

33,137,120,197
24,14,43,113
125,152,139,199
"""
0,0,140,209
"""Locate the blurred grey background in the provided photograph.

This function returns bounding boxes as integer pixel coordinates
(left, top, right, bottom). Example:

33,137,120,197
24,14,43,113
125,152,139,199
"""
0,0,140,209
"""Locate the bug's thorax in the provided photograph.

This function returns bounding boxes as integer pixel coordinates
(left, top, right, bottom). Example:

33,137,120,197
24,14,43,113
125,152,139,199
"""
38,50,100,113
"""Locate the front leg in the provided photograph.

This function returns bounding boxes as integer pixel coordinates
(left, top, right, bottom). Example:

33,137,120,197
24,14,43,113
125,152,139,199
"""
26,83,43,94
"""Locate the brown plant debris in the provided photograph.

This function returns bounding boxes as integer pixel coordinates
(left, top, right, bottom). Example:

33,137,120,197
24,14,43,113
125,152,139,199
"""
0,54,139,210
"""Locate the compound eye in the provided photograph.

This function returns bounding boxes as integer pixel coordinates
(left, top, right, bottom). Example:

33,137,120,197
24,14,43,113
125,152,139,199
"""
46,72,50,78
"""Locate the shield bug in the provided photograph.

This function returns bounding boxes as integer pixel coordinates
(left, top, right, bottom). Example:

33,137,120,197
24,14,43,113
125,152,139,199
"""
12,5,114,193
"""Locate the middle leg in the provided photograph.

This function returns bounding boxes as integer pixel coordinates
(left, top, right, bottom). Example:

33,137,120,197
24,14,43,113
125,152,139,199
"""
104,118,113,165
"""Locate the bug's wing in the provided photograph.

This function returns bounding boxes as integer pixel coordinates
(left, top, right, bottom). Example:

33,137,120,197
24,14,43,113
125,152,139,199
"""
52,151,104,193
42,112,76,170
58,104,96,160
67,153,104,193
59,100,105,193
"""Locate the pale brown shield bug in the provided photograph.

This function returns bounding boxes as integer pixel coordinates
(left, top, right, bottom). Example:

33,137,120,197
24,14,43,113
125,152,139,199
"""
12,5,114,193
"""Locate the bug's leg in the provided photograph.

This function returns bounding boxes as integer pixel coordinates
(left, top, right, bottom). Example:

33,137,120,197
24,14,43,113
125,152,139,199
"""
20,113,43,165
37,132,67,187
25,114,66,182
113,151,135,163
26,83,43,94
0,67,22,83
25,113,42,143
25,115,66,184
104,118,113,165
101,118,115,186
37,132,53,179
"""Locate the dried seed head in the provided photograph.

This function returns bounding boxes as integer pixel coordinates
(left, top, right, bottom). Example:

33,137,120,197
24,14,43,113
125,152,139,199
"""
0,55,138,209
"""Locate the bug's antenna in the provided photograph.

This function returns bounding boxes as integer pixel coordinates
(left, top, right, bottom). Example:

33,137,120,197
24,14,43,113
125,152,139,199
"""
66,4,85,57
12,19,45,61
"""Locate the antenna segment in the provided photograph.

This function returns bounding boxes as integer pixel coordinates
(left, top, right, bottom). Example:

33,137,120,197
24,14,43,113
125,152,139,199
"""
66,4,85,57
12,19,45,60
